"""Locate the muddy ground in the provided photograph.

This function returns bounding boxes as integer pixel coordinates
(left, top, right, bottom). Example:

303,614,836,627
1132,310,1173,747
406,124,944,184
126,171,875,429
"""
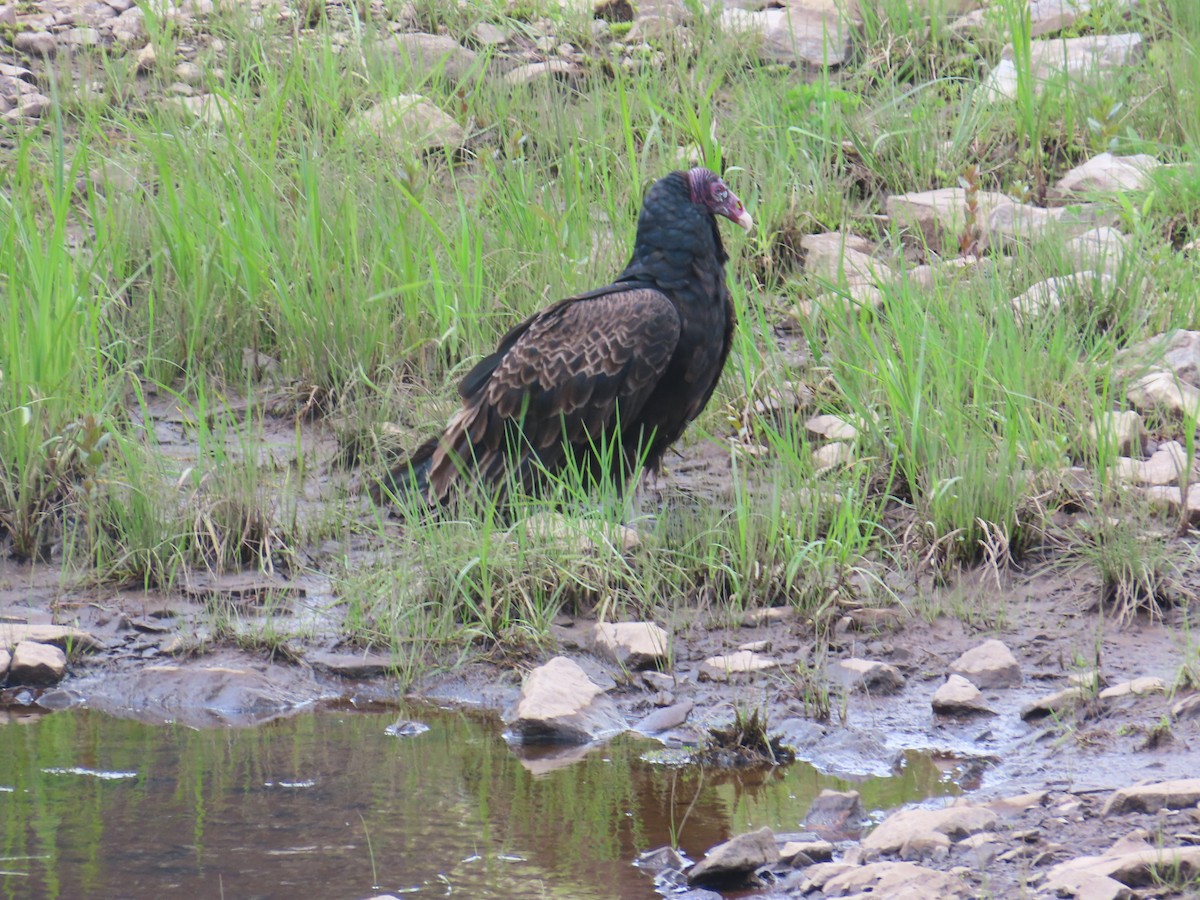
4,422,1200,897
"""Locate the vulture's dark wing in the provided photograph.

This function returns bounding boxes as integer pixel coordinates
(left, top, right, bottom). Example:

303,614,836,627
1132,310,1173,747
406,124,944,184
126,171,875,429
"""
426,287,680,500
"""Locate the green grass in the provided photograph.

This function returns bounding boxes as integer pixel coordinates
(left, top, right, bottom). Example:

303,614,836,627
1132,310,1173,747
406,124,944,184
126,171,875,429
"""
2,0,1200,677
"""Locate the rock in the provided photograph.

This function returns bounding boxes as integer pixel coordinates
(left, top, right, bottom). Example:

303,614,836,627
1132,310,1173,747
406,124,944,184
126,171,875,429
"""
982,34,1145,101
1172,693,1200,720
800,231,891,287
1116,442,1187,486
1052,152,1161,200
9,642,68,685
1142,484,1200,523
174,61,202,85
14,31,57,57
698,650,779,681
62,27,102,48
886,188,1013,255
506,656,626,744
1102,779,1200,815
376,33,477,83
1011,272,1114,324
0,623,100,653
832,658,905,695
503,60,582,86
804,789,865,839
306,650,395,677
1066,227,1131,273
0,648,10,679
818,860,972,898
806,414,859,441
863,804,998,856
949,640,1022,688
1021,686,1089,720
171,93,241,127
518,512,640,554
590,621,670,670
1120,330,1200,384
1089,410,1143,456
11,92,51,118
1045,846,1200,897
471,21,507,45
780,837,835,864
933,674,994,715
687,826,776,886
1126,369,1200,419
905,255,993,290
111,6,146,45
1099,676,1167,700
135,43,157,73
719,6,855,67
984,201,1109,249
986,791,1048,814
351,94,465,155
633,700,692,734
801,284,886,318
812,441,854,472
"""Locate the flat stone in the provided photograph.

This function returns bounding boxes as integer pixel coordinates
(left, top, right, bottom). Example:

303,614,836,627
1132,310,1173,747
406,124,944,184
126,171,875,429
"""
805,789,865,839
1011,272,1114,324
688,826,776,886
375,33,477,83
1021,686,1090,720
819,860,972,898
832,658,905,695
698,650,780,681
1127,369,1200,419
864,805,998,856
1103,779,1200,815
0,623,100,653
1117,442,1187,486
1172,693,1200,720
983,34,1145,101
507,656,626,744
471,21,507,45
306,650,394,678
519,512,640,554
780,838,834,865
135,43,156,72
1089,410,1143,456
633,700,692,734
933,674,994,715
591,621,670,670
719,6,855,68
1099,676,1167,701
799,231,890,287
503,60,582,86
1045,846,1200,896
1067,227,1131,273
806,414,860,441
1052,152,1161,200
1143,484,1200,523
9,642,68,685
986,791,1048,814
984,201,1109,249
172,93,241,126
886,188,1013,255
351,94,465,155
14,31,57,57
812,441,854,472
801,284,886,318
1120,330,1200,384
949,639,1022,688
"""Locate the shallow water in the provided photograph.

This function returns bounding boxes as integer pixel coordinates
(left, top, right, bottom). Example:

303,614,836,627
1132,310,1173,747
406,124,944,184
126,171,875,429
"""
0,704,959,899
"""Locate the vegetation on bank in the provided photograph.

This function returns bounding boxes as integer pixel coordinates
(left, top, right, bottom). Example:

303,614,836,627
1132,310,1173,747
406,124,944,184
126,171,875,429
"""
3,0,1200,674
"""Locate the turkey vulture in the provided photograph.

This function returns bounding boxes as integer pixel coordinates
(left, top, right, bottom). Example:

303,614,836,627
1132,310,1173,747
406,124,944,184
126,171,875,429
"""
374,167,753,506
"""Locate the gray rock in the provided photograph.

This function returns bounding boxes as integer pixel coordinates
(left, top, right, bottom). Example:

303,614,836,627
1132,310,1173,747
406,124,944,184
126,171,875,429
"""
948,639,1022,688
135,43,157,72
591,621,670,670
506,656,627,744
1142,483,1200,524
687,826,776,886
812,441,854,472
174,61,202,85
831,658,905,695
1045,846,1200,897
63,27,102,48
698,649,779,681
14,31,57,57
1115,443,1186,486
1088,410,1142,456
111,7,146,45
503,60,582,86
984,201,1110,249
932,674,994,715
719,6,855,67
0,623,100,653
799,231,891,287
1021,686,1089,720
804,789,865,839
1066,227,1131,273
983,34,1145,101
471,21,507,45
1010,272,1114,324
1102,779,1200,815
1027,0,1138,37
886,188,1013,255
351,94,464,155
863,804,998,855
818,860,972,898
306,650,394,678
78,1,116,25
171,92,240,126
806,414,860,441
9,642,68,685
0,647,10,679
519,512,640,554
633,700,692,734
376,32,477,83
1172,693,1200,720
1052,152,1161,199
1126,369,1200,419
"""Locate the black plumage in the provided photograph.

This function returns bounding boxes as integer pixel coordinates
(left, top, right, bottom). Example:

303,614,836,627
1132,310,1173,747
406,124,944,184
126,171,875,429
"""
374,167,753,506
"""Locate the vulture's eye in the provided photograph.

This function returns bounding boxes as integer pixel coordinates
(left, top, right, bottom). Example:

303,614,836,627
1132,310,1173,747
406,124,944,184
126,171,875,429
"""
713,186,728,204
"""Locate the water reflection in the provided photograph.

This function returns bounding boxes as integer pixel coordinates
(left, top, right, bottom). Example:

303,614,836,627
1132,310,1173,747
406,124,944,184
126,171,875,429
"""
0,705,959,899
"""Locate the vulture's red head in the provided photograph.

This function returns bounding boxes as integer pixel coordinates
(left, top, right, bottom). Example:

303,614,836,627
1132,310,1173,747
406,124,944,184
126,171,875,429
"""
686,167,754,233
